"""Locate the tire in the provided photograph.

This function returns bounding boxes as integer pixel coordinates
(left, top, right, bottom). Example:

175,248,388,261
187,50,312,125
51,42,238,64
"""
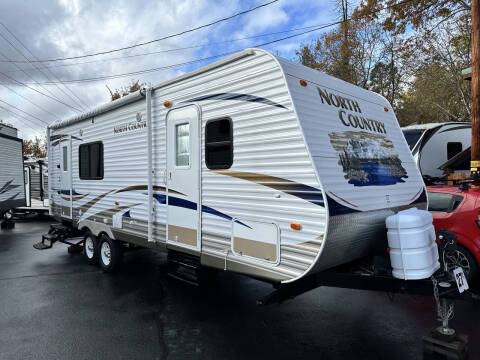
98,235,122,272
83,232,98,265
445,245,479,282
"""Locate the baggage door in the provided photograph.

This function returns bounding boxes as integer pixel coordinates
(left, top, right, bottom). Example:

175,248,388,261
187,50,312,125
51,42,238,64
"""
60,136,72,219
166,105,201,251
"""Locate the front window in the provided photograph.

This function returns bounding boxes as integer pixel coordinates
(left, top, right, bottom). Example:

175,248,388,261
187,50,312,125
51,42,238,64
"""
402,129,423,150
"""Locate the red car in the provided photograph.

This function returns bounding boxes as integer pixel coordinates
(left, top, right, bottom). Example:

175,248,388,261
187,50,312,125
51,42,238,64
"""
427,185,480,281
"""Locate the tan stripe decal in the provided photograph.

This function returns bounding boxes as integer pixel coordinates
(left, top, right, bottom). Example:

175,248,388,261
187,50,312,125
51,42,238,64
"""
115,185,185,196
168,225,197,246
86,203,142,221
79,189,116,213
327,191,358,207
211,170,324,206
61,193,90,201
234,236,277,262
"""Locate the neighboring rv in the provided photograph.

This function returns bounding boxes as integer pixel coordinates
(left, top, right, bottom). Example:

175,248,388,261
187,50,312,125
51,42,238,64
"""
0,123,26,227
401,122,471,182
43,48,426,284
16,158,49,215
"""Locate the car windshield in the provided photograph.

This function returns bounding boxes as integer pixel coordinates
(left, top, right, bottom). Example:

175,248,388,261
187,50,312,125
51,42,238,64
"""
402,129,424,150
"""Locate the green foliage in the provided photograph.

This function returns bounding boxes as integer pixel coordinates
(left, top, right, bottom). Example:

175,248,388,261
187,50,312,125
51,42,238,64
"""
296,0,472,126
23,136,47,158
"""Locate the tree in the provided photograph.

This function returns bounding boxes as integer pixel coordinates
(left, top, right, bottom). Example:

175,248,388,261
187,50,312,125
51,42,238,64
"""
23,136,47,158
296,19,385,88
355,0,470,35
107,80,145,101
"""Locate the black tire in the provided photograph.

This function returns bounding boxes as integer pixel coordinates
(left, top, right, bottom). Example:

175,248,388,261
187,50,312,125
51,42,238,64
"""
83,232,98,265
445,245,479,282
98,235,122,272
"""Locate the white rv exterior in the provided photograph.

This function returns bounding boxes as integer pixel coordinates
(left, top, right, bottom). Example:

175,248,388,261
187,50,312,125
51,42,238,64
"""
48,48,426,283
402,122,471,180
0,124,26,216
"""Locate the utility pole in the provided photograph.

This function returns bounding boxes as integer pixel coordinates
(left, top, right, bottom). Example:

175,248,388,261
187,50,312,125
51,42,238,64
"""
471,0,480,176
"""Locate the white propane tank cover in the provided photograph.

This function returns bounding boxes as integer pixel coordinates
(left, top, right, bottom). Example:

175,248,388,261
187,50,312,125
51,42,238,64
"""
386,208,440,280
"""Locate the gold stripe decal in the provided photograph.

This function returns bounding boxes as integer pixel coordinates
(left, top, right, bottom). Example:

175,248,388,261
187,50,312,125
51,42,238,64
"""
115,185,185,196
211,170,324,207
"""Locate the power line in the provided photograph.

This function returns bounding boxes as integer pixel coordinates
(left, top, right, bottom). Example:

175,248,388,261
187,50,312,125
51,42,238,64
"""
0,24,87,111
0,24,327,72
6,0,279,63
0,48,77,111
0,98,49,125
0,104,44,133
0,0,414,86
0,65,82,111
0,79,61,121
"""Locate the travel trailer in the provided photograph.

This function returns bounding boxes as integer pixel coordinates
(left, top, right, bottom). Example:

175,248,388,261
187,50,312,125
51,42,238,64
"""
40,48,427,284
16,158,49,215
401,122,471,182
0,123,25,227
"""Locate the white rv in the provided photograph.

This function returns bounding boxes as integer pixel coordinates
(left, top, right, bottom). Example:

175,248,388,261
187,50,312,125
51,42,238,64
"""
401,122,471,182
44,48,426,283
0,123,26,226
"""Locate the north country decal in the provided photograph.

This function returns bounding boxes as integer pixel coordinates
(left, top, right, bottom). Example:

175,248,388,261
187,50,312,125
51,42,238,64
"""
329,131,408,186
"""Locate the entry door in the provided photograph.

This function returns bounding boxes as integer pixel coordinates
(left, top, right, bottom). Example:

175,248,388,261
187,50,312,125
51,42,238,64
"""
166,105,200,250
60,136,72,219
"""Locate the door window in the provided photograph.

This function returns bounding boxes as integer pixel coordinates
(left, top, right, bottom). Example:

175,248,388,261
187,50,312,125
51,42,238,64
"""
62,146,68,171
175,123,190,167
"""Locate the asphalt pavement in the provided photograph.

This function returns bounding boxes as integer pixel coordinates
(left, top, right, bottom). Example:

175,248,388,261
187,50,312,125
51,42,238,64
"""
0,218,479,360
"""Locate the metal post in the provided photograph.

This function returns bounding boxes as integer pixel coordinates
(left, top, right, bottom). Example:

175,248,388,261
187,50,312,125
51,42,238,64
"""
471,0,480,175
47,127,52,216
146,88,153,242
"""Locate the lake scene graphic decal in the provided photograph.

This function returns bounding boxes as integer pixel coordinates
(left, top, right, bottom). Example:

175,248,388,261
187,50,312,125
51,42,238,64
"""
329,131,408,186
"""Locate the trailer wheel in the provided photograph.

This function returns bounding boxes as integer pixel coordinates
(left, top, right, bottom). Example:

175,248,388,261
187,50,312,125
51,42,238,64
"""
83,232,98,265
98,235,122,272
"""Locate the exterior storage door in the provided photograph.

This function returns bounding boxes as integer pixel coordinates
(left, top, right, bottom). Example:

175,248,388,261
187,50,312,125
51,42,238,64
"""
166,105,200,251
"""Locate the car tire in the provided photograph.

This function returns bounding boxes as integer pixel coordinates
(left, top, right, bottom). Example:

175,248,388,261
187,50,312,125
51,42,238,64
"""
83,232,98,265
98,235,122,273
445,245,478,282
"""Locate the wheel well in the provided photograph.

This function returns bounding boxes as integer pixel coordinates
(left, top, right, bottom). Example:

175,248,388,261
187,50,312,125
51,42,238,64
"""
455,242,480,270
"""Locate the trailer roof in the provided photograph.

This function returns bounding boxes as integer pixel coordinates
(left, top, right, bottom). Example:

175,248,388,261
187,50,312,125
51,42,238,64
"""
401,122,470,131
49,49,256,131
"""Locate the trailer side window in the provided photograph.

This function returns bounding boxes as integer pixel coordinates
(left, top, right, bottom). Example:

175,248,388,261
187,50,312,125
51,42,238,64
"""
79,142,103,180
205,118,233,169
427,192,463,213
447,142,462,160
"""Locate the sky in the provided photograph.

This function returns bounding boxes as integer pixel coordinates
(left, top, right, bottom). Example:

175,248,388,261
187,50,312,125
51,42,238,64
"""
0,0,340,139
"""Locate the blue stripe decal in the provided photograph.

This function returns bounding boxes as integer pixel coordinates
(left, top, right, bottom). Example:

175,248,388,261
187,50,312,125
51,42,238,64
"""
122,210,131,218
57,189,82,195
153,194,250,228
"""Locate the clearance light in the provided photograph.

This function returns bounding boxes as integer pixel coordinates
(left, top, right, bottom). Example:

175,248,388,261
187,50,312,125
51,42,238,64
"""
299,79,307,87
163,100,172,108
384,107,389,112
115,201,119,206
290,223,302,230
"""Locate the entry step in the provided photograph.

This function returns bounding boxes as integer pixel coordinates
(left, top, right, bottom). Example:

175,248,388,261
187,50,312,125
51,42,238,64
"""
167,251,201,286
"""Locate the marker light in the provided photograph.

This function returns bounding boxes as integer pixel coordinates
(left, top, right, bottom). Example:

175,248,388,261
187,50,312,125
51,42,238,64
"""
290,223,302,230
163,100,172,108
384,107,389,112
115,201,119,206
299,79,307,87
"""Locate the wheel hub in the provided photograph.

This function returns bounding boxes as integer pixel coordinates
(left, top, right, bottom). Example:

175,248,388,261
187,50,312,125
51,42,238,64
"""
101,242,111,266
